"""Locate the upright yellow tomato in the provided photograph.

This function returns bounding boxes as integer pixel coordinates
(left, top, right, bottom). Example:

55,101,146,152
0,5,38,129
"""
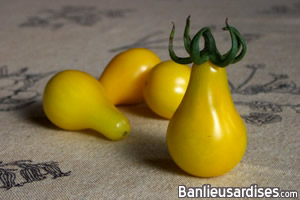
143,60,191,119
167,17,247,177
167,62,247,177
99,48,160,105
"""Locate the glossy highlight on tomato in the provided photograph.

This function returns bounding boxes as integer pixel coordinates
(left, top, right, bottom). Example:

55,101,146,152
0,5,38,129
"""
99,48,160,105
143,60,191,119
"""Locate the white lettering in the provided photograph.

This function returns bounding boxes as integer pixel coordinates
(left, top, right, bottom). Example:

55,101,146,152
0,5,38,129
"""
187,188,194,197
178,185,186,198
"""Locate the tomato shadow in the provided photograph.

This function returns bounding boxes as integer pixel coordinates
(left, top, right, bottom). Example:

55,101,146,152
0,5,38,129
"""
20,101,58,130
119,103,167,120
20,101,108,140
145,158,188,176
120,128,187,176
77,129,108,140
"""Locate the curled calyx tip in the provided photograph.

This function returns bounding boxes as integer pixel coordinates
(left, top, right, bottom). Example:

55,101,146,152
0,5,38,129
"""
169,16,247,67
223,17,229,30
187,15,191,21
169,22,175,42
171,21,175,27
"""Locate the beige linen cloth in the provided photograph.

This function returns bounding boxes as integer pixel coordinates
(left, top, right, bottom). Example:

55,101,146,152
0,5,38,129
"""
0,0,299,199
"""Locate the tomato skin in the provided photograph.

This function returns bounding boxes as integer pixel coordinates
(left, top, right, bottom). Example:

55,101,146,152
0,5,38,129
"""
43,70,130,141
99,48,160,105
143,60,191,119
167,61,247,177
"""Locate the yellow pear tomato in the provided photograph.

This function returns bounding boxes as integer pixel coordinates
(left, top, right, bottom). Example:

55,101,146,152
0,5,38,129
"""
99,48,160,105
167,62,247,177
43,70,130,141
166,17,247,177
143,60,191,119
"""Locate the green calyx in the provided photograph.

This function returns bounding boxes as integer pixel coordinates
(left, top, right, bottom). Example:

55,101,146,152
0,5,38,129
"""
169,16,247,67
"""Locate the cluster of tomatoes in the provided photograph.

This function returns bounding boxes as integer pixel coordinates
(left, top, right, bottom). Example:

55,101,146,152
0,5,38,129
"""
42,48,189,141
100,48,190,119
42,21,247,177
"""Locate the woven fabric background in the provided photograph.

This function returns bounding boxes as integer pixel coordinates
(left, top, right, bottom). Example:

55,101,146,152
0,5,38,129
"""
0,0,299,199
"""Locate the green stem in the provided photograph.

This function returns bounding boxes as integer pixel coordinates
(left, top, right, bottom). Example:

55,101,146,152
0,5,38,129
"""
184,16,192,54
169,22,192,64
217,20,239,67
190,27,210,65
168,16,247,67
